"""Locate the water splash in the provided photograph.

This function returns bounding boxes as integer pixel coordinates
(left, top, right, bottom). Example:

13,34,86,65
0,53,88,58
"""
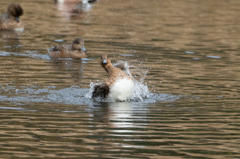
132,81,149,101
131,65,149,101
0,84,186,106
85,82,96,100
87,63,150,102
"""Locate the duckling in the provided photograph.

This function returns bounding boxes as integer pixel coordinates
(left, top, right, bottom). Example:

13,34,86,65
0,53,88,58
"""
47,38,87,59
92,54,134,101
0,3,24,31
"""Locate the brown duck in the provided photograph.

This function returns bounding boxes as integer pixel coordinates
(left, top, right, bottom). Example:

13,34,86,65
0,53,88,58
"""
92,54,134,101
47,38,87,59
0,3,24,31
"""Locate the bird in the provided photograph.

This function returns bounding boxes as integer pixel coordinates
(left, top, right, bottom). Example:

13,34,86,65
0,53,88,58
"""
0,3,24,31
92,54,135,101
54,0,97,3
47,37,87,59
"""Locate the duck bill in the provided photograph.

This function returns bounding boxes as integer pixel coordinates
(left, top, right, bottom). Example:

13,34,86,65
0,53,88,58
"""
102,59,107,64
16,17,20,23
81,46,87,52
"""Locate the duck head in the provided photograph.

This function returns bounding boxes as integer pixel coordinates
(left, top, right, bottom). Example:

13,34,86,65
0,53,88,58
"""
72,38,87,52
101,54,113,72
7,3,23,23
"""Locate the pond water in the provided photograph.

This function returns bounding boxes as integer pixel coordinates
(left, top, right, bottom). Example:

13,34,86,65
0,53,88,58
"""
0,0,240,158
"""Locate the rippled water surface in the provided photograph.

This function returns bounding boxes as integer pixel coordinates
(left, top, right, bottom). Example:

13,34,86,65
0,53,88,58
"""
0,0,240,158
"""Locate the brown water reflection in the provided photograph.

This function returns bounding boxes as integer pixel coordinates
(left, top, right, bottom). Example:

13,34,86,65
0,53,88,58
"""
0,0,240,158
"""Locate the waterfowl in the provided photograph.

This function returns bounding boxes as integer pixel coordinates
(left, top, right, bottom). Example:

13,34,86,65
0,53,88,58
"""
47,38,87,59
0,3,24,31
92,54,135,101
54,0,97,3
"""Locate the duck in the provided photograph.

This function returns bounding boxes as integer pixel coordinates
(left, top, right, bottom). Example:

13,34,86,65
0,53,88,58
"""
54,0,97,17
47,37,87,59
54,0,97,3
92,54,135,101
0,3,24,31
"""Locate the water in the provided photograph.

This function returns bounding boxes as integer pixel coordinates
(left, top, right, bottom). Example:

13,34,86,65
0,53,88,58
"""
0,0,240,158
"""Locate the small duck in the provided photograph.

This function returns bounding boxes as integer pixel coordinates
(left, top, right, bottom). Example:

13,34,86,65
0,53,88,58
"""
92,54,135,101
0,3,24,31
47,38,87,59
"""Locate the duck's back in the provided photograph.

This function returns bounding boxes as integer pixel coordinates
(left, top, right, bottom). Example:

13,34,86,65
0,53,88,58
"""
49,45,71,58
49,44,85,59
0,14,12,30
0,14,7,22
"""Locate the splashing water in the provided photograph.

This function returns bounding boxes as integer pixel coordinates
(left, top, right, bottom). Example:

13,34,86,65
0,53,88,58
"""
85,82,97,99
87,63,150,102
132,78,149,102
131,64,150,101
0,85,183,106
0,62,184,105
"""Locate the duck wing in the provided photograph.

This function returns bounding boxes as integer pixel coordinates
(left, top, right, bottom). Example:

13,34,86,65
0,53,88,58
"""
114,61,134,80
92,82,109,99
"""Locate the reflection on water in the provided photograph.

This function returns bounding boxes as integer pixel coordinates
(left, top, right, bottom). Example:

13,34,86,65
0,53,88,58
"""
0,0,240,158
1,31,20,41
51,59,85,83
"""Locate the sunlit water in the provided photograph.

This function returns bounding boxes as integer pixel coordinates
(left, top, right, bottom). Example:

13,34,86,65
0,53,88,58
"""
0,0,240,158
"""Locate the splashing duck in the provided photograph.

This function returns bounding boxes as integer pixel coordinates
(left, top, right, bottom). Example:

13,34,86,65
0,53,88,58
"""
92,54,135,101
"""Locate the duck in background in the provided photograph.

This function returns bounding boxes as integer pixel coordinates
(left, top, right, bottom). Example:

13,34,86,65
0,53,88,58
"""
47,38,87,59
0,3,24,31
54,0,97,3
92,54,135,101
54,0,98,17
